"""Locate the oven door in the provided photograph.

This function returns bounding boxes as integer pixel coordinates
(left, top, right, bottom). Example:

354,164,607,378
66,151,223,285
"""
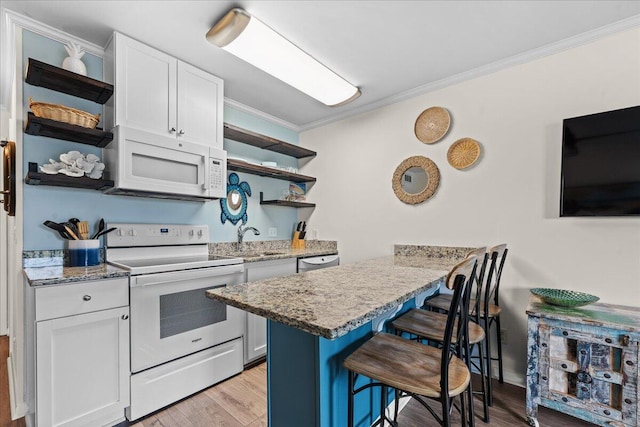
105,126,226,199
129,264,245,373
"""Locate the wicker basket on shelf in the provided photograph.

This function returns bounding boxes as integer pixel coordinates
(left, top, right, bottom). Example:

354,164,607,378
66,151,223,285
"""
29,97,100,129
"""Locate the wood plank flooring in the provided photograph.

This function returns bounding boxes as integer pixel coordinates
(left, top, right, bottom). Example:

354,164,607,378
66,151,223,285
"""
1,336,26,427
125,363,268,427
2,334,588,426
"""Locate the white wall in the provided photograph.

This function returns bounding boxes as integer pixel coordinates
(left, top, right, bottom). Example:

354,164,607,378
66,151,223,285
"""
300,27,640,386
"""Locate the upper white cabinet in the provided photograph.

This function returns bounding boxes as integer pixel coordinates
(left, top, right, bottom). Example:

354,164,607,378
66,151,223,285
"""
104,32,224,149
177,61,223,146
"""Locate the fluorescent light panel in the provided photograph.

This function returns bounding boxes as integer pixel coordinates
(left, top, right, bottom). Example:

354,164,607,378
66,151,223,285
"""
206,8,360,107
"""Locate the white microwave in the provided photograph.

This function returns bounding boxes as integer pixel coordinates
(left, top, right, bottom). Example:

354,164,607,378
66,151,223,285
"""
103,126,227,200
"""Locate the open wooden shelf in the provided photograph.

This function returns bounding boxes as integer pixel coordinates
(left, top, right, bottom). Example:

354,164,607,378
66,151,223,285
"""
25,171,114,191
227,159,316,183
25,162,113,190
25,58,114,104
224,123,316,159
260,192,315,208
25,112,113,147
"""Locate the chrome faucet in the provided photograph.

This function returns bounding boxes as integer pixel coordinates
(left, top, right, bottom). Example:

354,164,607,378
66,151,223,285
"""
237,225,260,251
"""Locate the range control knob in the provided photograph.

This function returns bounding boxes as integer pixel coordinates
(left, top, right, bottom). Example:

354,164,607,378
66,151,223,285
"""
198,229,204,238
189,230,195,237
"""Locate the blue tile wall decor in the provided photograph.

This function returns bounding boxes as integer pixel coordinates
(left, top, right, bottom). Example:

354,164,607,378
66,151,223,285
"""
220,173,251,225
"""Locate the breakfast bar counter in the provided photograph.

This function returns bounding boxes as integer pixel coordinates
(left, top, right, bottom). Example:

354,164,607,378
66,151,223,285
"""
207,246,471,427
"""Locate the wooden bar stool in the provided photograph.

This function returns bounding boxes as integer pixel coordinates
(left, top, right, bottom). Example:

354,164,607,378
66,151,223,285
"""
391,248,491,423
425,244,508,406
343,255,477,427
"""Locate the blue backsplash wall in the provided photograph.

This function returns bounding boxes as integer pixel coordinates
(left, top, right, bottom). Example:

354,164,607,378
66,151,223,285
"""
22,30,299,250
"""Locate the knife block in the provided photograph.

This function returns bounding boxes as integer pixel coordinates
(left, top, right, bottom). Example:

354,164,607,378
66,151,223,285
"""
291,231,305,250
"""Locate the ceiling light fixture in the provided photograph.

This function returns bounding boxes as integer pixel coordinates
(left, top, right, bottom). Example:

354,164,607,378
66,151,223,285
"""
206,8,361,107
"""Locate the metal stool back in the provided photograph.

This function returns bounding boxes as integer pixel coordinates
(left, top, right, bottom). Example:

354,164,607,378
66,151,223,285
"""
343,255,478,427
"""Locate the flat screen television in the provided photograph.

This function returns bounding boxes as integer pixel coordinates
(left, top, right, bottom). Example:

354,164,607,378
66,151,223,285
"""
560,105,640,217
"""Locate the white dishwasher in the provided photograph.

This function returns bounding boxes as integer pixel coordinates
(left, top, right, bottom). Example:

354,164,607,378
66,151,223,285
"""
297,254,340,272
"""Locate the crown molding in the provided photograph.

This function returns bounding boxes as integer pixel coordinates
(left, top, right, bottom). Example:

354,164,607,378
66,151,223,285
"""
224,97,301,132
1,8,105,111
3,8,104,56
299,15,640,131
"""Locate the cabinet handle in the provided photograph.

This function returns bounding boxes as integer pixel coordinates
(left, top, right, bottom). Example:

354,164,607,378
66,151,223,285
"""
83,295,91,301
178,129,185,136
121,314,129,320
169,127,176,133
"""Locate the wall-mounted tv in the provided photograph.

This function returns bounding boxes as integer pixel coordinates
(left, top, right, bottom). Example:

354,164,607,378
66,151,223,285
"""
560,106,640,217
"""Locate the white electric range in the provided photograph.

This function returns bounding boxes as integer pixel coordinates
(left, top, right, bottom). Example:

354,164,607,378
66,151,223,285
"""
106,223,245,421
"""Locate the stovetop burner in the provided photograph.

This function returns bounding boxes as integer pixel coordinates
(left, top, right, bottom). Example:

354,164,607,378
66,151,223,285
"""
109,254,242,275
105,223,243,275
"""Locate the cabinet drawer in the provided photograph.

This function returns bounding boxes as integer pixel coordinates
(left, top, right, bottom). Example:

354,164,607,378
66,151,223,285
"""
36,278,129,321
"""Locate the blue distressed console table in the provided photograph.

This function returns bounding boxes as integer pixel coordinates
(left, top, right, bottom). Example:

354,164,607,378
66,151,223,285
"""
526,295,640,427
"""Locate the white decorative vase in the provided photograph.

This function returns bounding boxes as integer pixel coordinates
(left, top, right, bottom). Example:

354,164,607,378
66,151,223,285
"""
62,42,87,76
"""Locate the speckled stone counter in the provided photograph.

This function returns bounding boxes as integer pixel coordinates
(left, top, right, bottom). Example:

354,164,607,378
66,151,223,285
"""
213,246,471,426
23,249,106,267
23,264,129,287
394,244,474,259
207,254,459,339
210,239,338,263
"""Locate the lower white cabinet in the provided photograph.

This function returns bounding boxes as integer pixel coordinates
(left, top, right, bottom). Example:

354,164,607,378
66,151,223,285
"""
244,258,297,364
25,277,130,427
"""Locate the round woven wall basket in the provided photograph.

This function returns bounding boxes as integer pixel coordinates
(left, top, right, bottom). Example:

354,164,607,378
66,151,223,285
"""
447,137,481,170
414,106,450,144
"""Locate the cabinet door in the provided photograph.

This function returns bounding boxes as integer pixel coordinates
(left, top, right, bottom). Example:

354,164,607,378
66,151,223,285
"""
245,259,297,362
538,323,638,425
36,307,130,427
177,61,224,148
114,33,177,136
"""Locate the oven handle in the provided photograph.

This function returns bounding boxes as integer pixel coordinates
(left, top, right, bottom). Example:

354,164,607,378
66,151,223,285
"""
130,264,244,288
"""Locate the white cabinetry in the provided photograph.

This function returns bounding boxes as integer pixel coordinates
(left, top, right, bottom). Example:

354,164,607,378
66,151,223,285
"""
25,278,130,427
244,258,297,364
105,32,223,148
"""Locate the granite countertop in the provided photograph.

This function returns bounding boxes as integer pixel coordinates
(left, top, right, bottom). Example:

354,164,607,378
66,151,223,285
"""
210,240,338,263
207,254,461,339
23,264,129,287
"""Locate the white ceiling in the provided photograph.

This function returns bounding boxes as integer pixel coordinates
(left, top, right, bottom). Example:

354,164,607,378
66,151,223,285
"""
2,1,640,130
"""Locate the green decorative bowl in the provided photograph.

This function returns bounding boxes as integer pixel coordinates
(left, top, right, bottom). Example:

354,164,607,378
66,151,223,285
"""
531,288,600,307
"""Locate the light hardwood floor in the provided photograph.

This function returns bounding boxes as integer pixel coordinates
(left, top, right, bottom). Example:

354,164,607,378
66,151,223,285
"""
125,367,586,427
1,335,588,426
125,363,268,427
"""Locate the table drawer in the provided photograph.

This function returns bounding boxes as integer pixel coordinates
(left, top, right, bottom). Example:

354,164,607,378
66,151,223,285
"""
35,277,129,321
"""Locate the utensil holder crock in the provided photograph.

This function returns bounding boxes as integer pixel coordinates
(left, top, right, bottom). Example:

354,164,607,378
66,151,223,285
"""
68,239,100,267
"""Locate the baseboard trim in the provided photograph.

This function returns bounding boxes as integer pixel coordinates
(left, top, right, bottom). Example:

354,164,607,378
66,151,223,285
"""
7,354,25,420
498,367,526,389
